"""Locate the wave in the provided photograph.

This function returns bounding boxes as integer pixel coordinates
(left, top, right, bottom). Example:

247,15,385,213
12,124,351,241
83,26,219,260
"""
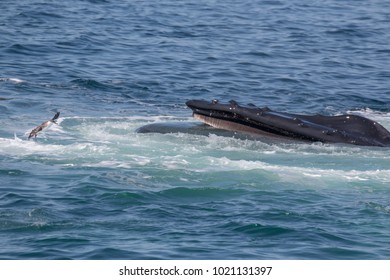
70,78,113,90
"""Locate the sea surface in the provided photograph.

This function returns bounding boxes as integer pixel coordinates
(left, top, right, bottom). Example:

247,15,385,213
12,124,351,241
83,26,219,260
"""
1,0,390,259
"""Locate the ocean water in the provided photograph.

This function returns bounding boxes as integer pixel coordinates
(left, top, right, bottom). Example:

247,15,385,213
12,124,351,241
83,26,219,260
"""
1,0,390,259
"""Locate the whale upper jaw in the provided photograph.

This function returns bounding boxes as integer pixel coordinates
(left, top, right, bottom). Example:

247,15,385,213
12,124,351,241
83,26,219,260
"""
186,99,390,147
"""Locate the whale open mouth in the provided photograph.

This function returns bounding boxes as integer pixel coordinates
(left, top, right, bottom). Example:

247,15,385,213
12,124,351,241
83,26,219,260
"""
186,99,390,147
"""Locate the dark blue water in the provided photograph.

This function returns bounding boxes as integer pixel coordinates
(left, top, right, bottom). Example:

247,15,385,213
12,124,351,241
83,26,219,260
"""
1,0,389,259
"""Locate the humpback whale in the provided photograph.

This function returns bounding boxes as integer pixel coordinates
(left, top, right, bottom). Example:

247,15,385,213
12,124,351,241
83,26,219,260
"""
186,99,390,147
28,112,60,139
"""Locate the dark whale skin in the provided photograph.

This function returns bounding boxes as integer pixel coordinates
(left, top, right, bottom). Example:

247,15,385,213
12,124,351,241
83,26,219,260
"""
186,99,390,147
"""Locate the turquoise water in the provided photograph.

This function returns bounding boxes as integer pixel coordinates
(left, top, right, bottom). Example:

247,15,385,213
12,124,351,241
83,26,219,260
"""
1,0,390,259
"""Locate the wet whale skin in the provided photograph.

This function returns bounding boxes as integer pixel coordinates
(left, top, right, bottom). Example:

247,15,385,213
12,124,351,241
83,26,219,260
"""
186,99,390,147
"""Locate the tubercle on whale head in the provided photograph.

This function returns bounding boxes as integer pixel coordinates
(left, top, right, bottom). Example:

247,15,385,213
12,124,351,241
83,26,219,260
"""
186,99,256,112
186,99,273,112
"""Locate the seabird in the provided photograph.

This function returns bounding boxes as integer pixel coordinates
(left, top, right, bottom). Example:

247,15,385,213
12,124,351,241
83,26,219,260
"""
28,112,60,139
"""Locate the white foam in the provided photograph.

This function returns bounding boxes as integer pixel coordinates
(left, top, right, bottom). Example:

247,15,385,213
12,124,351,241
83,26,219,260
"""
2,116,389,186
0,77,25,83
191,156,390,183
0,137,110,158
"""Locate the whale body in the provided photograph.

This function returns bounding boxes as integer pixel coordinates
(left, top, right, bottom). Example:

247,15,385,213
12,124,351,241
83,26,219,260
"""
185,99,390,147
